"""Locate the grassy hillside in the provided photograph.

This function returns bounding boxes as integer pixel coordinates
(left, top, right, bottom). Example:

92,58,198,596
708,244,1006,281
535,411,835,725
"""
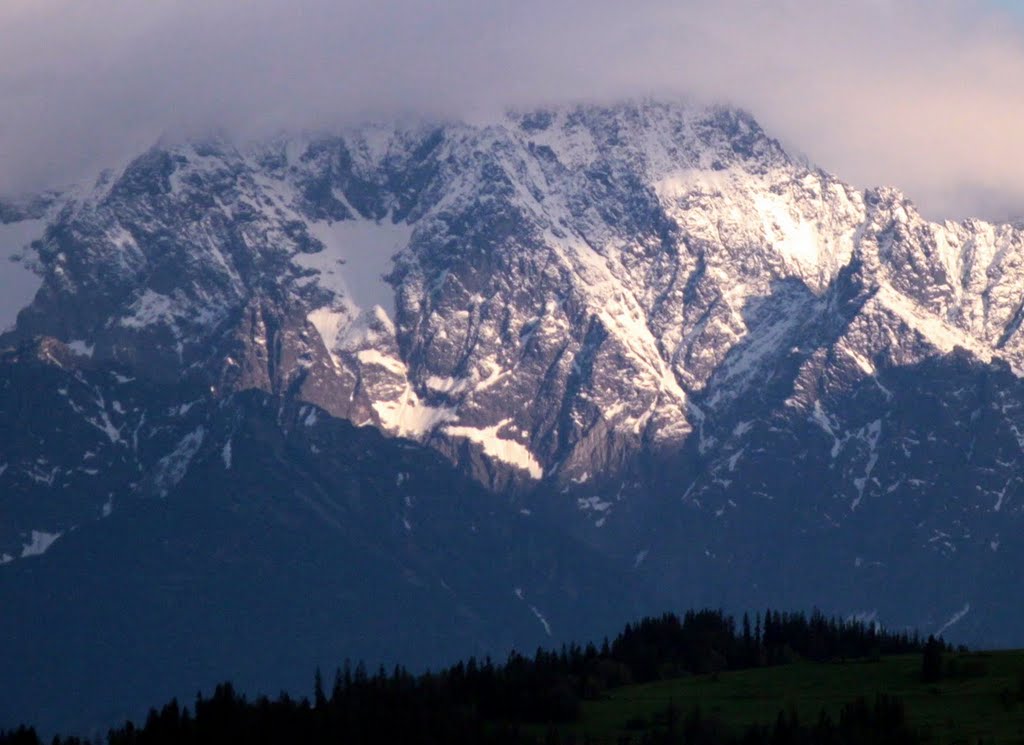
568,650,1024,743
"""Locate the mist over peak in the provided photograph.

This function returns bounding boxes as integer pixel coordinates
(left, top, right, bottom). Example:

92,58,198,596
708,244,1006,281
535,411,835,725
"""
2,1,1024,219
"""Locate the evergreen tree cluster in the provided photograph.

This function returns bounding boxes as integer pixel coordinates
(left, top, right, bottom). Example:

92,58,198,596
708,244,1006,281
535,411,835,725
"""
612,608,925,682
0,609,934,745
624,694,921,745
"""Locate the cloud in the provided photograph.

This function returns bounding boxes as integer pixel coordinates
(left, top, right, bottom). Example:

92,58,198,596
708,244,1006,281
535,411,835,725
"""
2,0,1023,219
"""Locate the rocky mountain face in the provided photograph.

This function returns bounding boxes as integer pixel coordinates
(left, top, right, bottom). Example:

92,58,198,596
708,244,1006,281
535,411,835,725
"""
0,354,650,733
2,100,1024,730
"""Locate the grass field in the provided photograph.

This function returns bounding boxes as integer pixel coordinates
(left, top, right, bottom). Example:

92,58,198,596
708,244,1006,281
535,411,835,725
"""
567,651,1024,743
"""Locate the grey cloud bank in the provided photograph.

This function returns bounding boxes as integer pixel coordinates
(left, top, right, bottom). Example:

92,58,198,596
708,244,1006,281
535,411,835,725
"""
2,0,1023,219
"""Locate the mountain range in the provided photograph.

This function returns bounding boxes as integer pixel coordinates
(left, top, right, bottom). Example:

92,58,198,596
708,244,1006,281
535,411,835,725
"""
2,100,1022,733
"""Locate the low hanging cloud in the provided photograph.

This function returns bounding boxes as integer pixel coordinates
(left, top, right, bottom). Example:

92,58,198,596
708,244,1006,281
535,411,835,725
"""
2,0,1023,219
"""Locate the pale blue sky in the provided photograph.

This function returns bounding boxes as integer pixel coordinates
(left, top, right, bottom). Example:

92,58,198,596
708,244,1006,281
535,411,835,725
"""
992,0,1024,12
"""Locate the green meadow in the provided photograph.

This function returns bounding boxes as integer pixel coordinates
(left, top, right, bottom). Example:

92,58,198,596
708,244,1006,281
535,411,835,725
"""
566,650,1024,743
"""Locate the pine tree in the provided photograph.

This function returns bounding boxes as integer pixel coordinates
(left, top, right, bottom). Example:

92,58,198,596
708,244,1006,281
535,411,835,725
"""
921,635,944,682
314,667,327,710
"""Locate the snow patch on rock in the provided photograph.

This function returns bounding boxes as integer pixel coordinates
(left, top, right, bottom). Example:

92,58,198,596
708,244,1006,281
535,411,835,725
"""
154,427,206,497
445,419,544,479
20,530,63,559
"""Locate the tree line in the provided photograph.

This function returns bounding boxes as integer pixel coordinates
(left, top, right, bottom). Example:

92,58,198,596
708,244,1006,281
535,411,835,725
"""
1,608,939,745
621,693,923,745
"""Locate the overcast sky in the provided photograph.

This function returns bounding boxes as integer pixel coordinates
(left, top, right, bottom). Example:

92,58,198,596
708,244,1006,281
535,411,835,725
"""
2,0,1023,220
